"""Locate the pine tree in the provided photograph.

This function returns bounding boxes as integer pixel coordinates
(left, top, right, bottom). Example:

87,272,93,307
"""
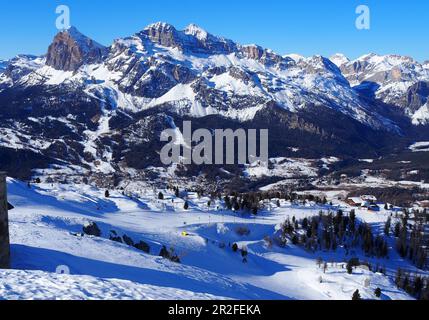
302,217,309,230
352,289,361,300
349,210,356,232
346,258,359,275
414,276,423,298
394,222,401,237
241,247,248,258
395,268,403,287
234,201,240,212
384,217,391,236
374,287,382,298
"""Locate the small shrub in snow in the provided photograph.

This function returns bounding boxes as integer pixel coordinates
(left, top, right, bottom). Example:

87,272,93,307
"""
83,222,101,237
159,245,169,258
134,241,150,253
159,245,180,263
241,246,248,258
110,235,123,243
122,234,134,246
291,234,299,245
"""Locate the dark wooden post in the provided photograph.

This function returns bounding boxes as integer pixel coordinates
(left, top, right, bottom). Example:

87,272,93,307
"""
0,172,10,269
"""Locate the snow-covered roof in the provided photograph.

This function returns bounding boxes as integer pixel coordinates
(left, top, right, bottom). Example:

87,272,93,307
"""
347,197,362,204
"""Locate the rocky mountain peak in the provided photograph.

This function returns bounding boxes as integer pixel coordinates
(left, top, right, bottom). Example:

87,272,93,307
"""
46,26,107,72
139,22,237,55
140,22,181,48
329,53,350,67
184,23,209,40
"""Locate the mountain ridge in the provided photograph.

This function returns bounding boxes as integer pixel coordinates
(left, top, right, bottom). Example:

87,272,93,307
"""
0,22,427,181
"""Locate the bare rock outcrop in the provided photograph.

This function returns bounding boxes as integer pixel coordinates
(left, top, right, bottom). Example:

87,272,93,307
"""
46,26,107,71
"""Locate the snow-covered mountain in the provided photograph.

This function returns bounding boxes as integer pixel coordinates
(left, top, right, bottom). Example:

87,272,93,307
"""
329,53,350,68
331,53,429,125
0,23,425,181
0,24,394,127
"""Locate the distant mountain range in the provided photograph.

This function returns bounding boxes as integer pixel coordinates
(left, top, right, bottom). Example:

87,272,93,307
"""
0,23,428,181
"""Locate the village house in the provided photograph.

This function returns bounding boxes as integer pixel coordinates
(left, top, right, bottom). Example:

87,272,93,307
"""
346,195,379,211
346,197,363,207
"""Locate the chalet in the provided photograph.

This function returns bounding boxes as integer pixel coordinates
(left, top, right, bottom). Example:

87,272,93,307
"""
361,195,377,203
346,195,379,211
346,197,363,207
417,200,429,208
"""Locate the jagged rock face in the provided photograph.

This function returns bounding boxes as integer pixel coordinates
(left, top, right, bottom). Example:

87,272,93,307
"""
240,45,293,69
402,81,429,113
337,54,423,86
142,22,180,49
331,53,429,124
46,27,106,71
139,22,237,55
241,45,265,60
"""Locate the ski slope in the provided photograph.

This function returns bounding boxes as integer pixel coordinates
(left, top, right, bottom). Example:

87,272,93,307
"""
3,178,418,300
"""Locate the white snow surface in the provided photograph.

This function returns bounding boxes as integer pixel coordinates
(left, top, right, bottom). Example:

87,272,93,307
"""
3,178,419,300
0,270,224,300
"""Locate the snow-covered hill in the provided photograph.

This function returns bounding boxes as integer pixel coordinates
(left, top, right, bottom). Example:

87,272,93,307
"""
0,269,225,300
5,178,419,300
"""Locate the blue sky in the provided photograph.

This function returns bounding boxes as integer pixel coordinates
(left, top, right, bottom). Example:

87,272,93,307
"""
0,0,427,61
